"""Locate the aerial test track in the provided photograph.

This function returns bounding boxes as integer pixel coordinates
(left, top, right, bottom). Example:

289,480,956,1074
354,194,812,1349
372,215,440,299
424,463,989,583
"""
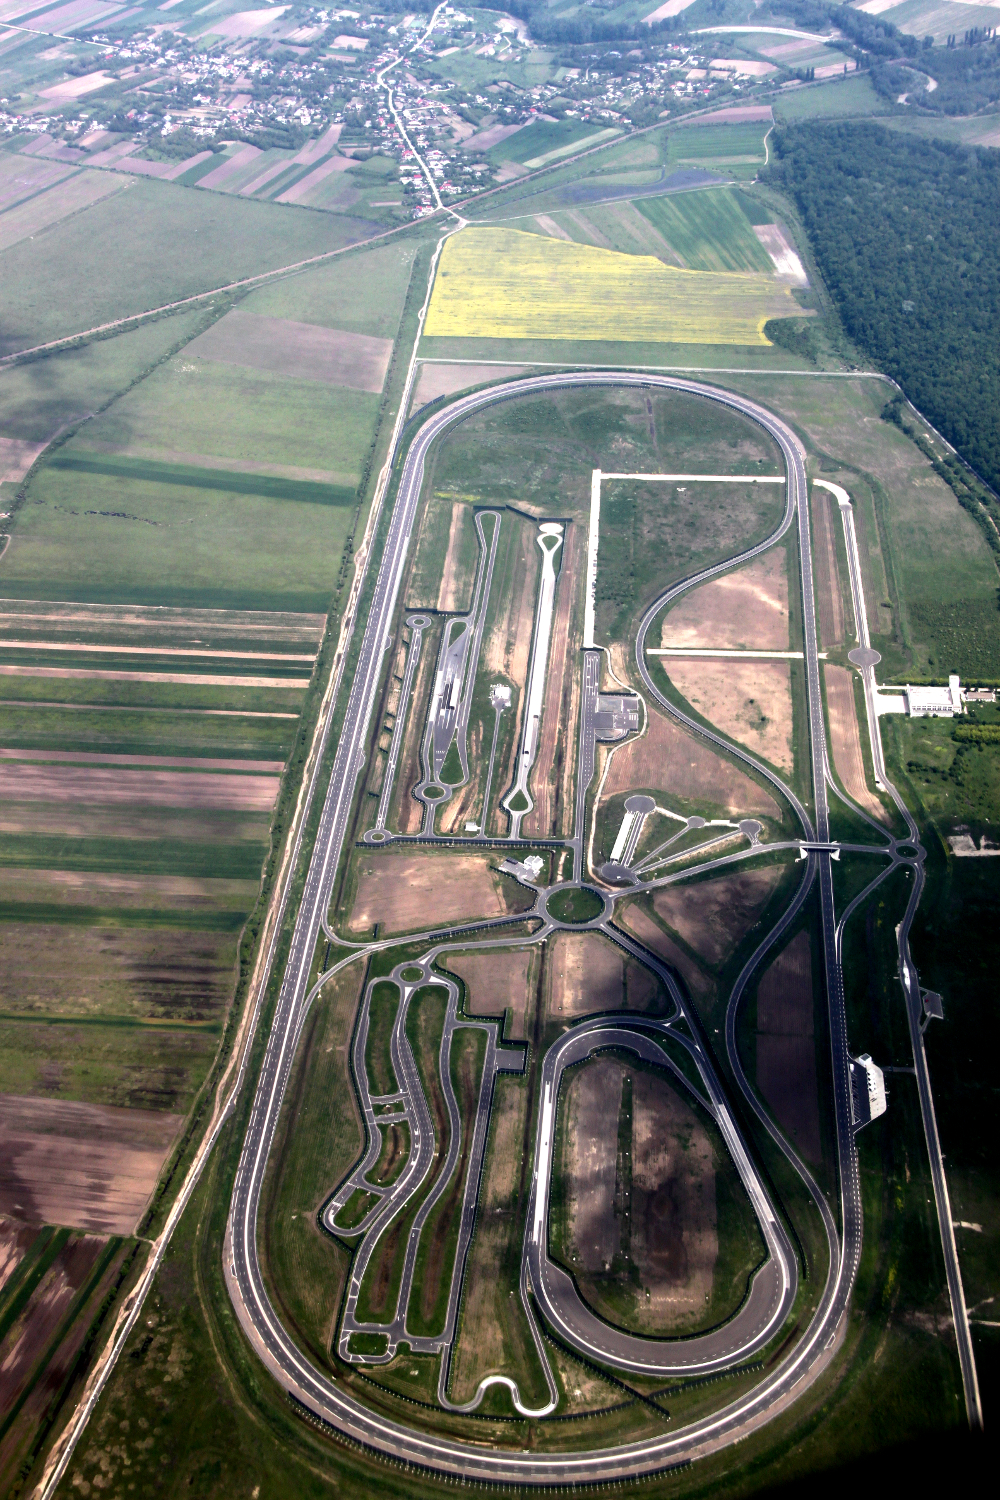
223,372,899,1481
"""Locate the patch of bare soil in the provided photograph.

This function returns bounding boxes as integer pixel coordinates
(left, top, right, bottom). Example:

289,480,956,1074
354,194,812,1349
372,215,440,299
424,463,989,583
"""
617,903,713,1002
629,1071,716,1332
563,1056,623,1274
347,852,513,936
811,487,844,651
824,665,888,822
661,549,788,651
650,866,784,971
601,703,778,818
524,524,580,837
0,867,255,913
0,1232,106,1433
666,659,793,772
0,1095,183,1234
187,309,392,392
436,503,469,614
0,763,279,810
410,363,530,413
0,1215,35,1293
444,947,537,1040
545,931,622,1020
623,955,670,1013
755,931,821,1161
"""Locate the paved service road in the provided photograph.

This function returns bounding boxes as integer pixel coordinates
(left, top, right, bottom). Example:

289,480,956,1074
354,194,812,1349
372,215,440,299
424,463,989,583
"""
223,372,955,1482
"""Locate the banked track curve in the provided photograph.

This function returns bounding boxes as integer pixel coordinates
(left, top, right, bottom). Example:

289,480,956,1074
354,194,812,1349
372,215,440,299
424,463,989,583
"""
225,372,859,1484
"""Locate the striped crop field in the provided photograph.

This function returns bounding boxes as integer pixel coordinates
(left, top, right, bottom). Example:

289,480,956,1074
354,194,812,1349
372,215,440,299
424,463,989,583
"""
424,229,798,345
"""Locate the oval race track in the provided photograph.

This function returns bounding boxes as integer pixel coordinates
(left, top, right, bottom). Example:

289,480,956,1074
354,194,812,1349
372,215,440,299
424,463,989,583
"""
224,372,863,1484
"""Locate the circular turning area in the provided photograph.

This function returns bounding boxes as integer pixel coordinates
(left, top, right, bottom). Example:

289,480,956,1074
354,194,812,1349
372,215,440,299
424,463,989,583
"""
544,884,607,925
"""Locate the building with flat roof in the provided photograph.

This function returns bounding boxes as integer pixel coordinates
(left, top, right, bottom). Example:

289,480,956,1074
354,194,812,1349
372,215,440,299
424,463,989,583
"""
904,674,963,718
849,1053,887,1127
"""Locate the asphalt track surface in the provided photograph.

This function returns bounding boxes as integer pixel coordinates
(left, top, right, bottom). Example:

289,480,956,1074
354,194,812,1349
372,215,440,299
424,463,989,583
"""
223,372,947,1480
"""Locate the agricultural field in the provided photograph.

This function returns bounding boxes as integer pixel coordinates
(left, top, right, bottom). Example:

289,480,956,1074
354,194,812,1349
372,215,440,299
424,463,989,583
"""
0,176,383,356
423,228,800,345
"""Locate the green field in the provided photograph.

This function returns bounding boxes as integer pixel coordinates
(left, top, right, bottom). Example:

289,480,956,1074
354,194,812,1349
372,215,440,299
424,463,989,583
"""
0,177,381,356
486,118,617,167
635,188,775,274
0,458,352,611
773,73,886,124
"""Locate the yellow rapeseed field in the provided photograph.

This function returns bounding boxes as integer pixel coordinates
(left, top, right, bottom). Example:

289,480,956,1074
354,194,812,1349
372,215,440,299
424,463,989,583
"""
424,228,799,345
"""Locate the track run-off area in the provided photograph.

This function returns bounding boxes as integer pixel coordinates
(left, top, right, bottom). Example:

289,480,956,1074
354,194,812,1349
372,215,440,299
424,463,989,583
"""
221,371,978,1483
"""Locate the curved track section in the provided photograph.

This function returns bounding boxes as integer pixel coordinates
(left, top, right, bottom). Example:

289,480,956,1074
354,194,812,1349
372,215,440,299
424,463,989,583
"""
525,1017,796,1376
225,372,862,1483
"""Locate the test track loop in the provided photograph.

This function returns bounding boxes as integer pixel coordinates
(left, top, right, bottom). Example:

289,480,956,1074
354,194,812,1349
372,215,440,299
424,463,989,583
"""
224,372,886,1481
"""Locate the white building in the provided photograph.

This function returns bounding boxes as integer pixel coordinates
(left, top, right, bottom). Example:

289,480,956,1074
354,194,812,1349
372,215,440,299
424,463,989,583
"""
849,1053,887,1127
904,674,963,718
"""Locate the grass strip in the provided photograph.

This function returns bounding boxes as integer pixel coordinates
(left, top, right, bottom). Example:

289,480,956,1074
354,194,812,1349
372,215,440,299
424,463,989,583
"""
0,903,247,931
0,834,266,880
48,452,356,508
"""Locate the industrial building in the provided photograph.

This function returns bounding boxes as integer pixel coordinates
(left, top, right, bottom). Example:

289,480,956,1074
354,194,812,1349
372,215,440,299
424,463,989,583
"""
849,1053,887,1127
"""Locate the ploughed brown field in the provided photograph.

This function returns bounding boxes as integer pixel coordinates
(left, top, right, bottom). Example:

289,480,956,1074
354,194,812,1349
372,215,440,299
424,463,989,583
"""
0,1215,133,1494
649,865,785,971
545,930,621,1019
444,946,537,1040
629,1069,717,1332
0,762,280,810
0,1094,183,1234
346,851,530,936
824,664,888,822
409,362,531,413
666,658,794,772
755,930,822,1161
601,702,778,818
561,1055,622,1275
617,901,713,1001
660,548,789,651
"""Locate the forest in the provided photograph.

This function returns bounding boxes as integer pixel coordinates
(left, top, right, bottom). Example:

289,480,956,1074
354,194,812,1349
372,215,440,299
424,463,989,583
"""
764,124,1000,498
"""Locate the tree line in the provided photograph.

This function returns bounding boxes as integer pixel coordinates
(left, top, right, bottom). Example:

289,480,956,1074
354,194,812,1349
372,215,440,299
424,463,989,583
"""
763,124,1000,501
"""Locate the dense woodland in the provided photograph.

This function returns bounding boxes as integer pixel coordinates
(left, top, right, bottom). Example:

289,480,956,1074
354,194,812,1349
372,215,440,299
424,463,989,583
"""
764,124,1000,498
